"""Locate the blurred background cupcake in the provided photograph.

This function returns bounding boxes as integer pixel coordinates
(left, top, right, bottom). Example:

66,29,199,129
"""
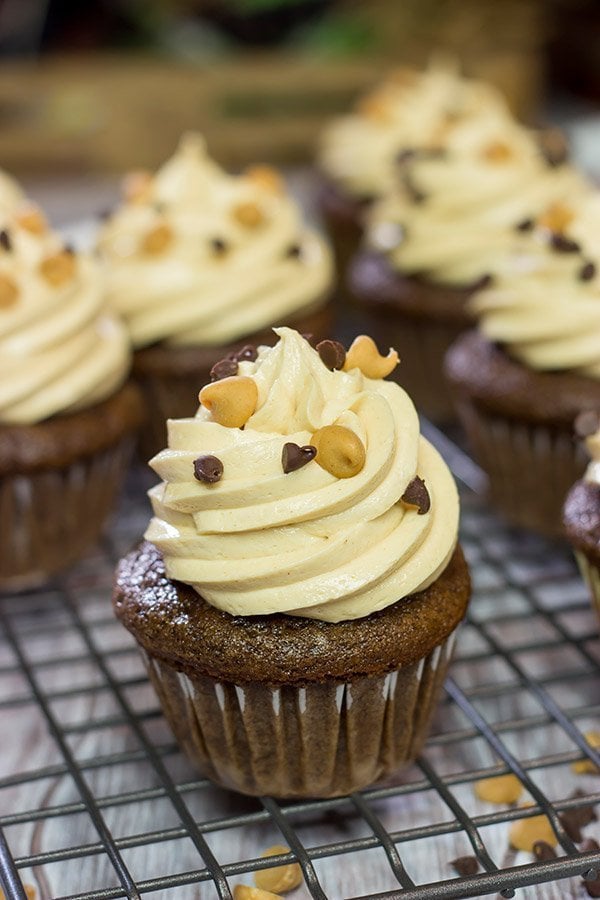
98,133,334,458
349,114,587,421
563,414,600,625
0,206,142,591
445,192,600,538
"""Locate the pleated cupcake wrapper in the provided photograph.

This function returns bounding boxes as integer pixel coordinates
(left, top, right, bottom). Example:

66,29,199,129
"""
574,551,600,626
0,437,134,592
141,628,458,799
453,398,588,538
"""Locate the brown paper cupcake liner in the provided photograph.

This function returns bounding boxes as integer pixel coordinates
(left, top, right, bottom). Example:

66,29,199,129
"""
0,437,134,591
574,551,600,626
141,628,458,799
453,398,587,538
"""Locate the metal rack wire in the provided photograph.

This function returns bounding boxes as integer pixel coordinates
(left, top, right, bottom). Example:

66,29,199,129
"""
1,429,600,900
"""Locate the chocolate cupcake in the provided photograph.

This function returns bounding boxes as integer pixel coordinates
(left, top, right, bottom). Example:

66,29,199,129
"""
350,115,586,420
113,327,470,798
564,415,600,625
98,134,334,458
0,209,143,591
445,193,600,538
317,61,512,279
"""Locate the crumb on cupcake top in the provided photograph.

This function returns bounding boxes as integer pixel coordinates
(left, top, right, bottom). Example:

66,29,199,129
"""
145,327,459,623
98,134,333,350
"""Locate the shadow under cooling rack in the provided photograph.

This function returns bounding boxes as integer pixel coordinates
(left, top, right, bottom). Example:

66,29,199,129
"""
1,426,600,900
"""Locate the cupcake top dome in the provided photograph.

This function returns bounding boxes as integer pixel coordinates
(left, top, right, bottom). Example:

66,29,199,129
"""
0,207,130,425
365,114,587,289
98,134,333,349
470,192,600,379
318,59,512,202
145,327,459,623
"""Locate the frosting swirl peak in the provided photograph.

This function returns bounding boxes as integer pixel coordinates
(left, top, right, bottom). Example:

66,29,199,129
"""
99,134,333,349
146,328,459,622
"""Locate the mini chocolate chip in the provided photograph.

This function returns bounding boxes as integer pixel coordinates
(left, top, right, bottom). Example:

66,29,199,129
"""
211,237,228,255
583,871,600,899
235,344,258,362
516,218,534,232
539,128,569,168
401,476,430,514
286,243,302,259
580,261,597,282
550,233,580,253
210,358,238,381
317,339,346,371
581,838,600,853
533,840,557,861
63,243,76,255
471,273,493,291
282,442,317,474
396,148,417,165
560,793,598,842
0,229,12,251
450,856,479,876
97,208,112,221
574,409,600,439
193,455,223,484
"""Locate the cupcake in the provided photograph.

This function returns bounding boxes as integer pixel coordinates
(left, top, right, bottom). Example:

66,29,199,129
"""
113,327,470,798
98,133,334,459
317,60,512,278
564,415,600,624
349,114,587,420
0,209,143,591
445,193,600,538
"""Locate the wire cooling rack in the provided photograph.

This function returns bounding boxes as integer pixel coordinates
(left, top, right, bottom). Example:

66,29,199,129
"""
1,425,600,900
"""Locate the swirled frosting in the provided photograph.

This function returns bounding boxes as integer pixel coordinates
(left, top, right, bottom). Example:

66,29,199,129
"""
0,213,131,425
98,134,333,349
145,327,459,623
470,192,600,378
318,61,511,201
367,114,587,287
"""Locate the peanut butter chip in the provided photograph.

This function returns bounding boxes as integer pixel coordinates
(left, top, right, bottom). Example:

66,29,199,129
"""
508,804,557,853
244,165,284,194
255,845,303,894
0,273,18,308
199,376,258,428
122,169,153,203
233,201,265,228
474,773,523,805
311,425,366,479
400,477,431,515
39,250,76,286
16,205,47,234
343,335,399,379
141,223,172,255
233,886,282,900
481,141,513,163
537,202,574,234
571,732,600,775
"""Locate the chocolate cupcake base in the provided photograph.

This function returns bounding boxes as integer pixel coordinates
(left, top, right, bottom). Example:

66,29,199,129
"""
114,541,470,798
349,252,474,422
133,301,333,460
446,331,598,538
0,383,143,591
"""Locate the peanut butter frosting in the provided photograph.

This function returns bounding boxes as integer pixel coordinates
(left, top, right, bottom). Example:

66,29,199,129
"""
318,61,511,201
367,115,587,287
0,213,131,425
145,327,459,623
98,134,333,349
471,193,600,378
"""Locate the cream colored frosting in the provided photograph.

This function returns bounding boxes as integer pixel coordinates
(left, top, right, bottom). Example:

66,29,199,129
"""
98,134,333,349
0,215,131,425
145,327,459,623
367,114,587,287
0,169,25,214
319,60,512,200
471,192,600,378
